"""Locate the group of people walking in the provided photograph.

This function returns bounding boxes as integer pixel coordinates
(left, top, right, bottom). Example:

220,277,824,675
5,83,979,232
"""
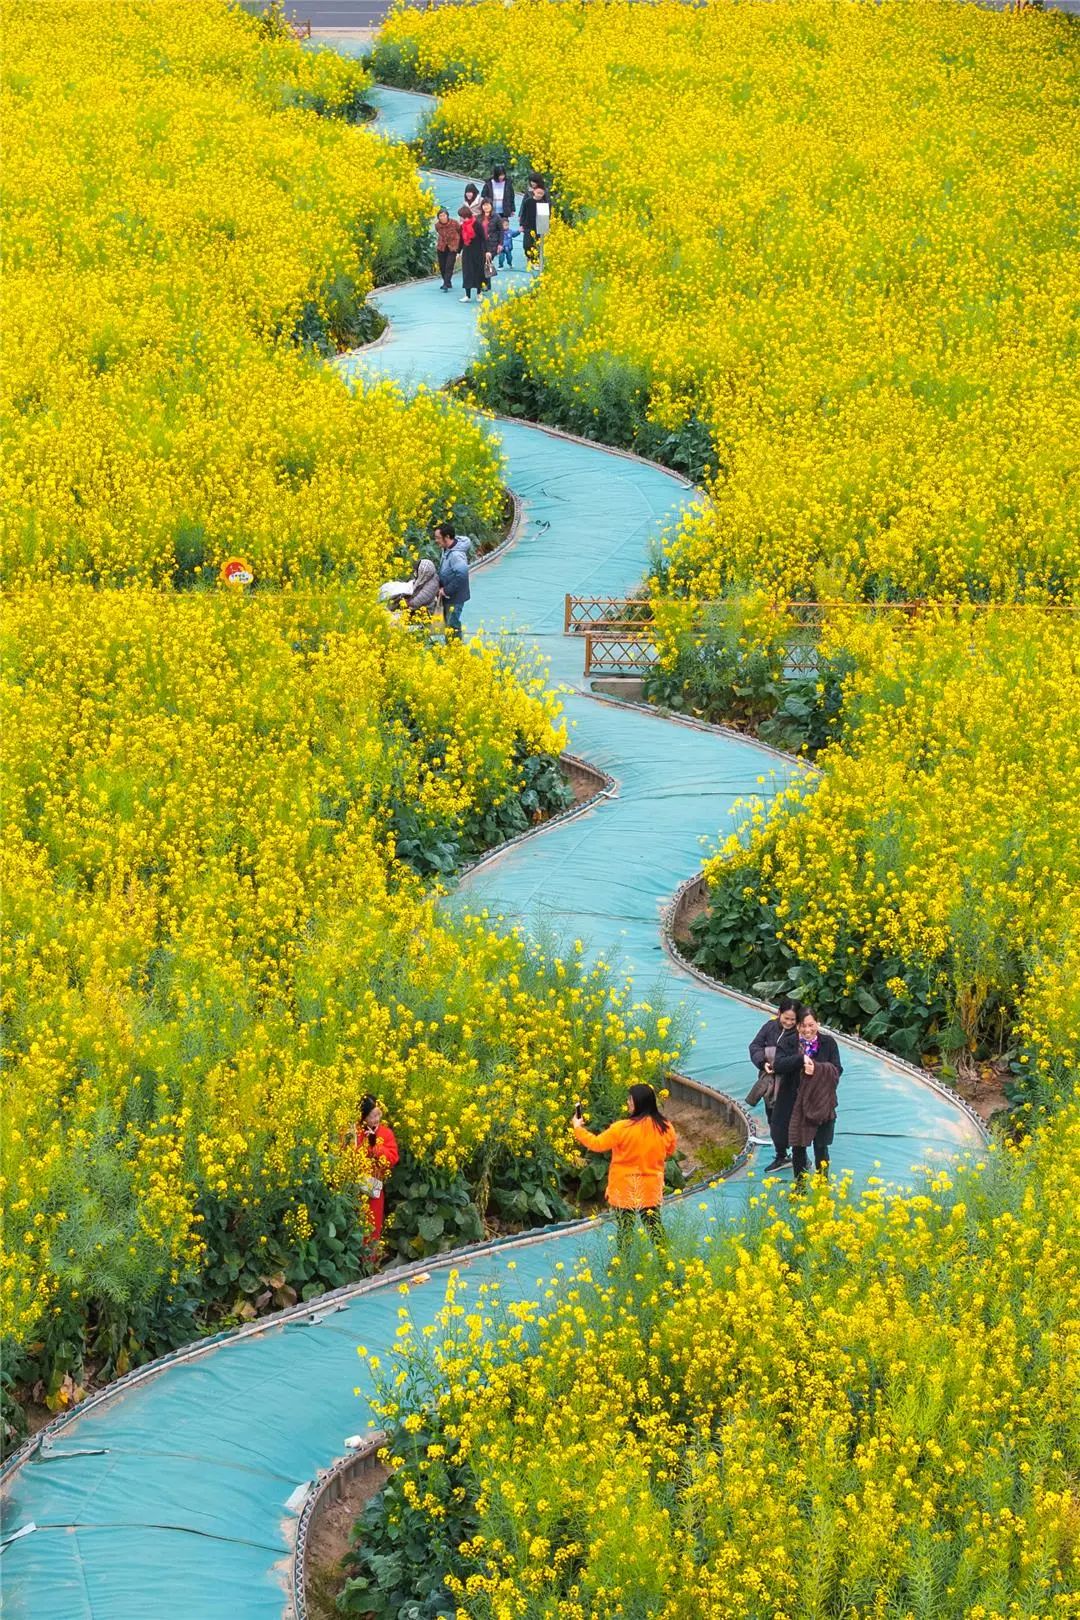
747,997,842,1179
435,164,552,301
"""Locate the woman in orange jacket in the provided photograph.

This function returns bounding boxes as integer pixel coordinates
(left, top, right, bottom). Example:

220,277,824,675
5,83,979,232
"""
355,1094,399,1247
572,1083,677,1243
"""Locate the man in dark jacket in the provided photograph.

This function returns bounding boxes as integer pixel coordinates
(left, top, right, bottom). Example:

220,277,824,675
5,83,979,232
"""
518,174,551,267
746,996,797,1124
434,521,471,640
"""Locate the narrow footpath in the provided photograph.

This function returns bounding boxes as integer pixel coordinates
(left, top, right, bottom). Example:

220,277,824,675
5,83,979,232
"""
0,84,985,1620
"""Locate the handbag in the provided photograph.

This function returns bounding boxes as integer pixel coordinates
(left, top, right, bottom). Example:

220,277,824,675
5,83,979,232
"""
745,1073,772,1107
744,1046,777,1107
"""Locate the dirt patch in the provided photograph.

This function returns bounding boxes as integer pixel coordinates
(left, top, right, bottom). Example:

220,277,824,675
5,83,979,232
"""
945,1055,1012,1125
664,1092,745,1182
562,756,607,809
670,886,709,952
304,1455,392,1620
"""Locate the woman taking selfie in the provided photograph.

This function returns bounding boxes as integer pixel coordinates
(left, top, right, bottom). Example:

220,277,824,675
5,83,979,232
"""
572,1083,677,1243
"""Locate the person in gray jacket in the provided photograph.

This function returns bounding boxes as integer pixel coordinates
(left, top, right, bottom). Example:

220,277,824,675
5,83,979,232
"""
434,522,472,640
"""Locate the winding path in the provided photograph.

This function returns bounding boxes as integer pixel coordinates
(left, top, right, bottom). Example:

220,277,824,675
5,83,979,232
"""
0,85,984,1620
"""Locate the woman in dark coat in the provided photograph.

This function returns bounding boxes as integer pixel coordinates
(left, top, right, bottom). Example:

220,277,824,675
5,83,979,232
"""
795,1007,844,1078
789,1056,840,1182
457,205,485,302
762,1004,843,1173
476,198,501,292
481,165,515,223
746,995,797,1121
763,1022,803,1172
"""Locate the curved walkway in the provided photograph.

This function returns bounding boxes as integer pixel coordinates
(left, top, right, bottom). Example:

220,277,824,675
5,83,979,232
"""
0,85,984,1620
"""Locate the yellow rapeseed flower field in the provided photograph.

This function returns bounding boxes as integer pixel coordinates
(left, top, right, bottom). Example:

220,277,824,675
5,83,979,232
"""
354,1115,1080,1617
694,610,1080,1088
378,0,1079,603
376,0,1080,1090
2,0,501,587
0,2,680,1428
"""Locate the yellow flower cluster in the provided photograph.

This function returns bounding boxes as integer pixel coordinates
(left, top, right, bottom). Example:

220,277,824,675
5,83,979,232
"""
1,0,501,587
379,0,1079,603
376,0,1077,1085
0,2,684,1366
374,1116,1080,1616
703,609,1080,1073
1,585,680,1346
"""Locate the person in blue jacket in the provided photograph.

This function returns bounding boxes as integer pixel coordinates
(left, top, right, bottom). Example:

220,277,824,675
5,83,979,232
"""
434,521,472,640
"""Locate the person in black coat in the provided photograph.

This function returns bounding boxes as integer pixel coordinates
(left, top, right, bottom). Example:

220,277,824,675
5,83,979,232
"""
763,1023,803,1172
746,996,797,1123
457,206,485,302
481,165,515,223
518,173,551,266
762,1003,843,1173
475,198,501,292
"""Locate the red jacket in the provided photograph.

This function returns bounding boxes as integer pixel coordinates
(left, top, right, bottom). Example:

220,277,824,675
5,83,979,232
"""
355,1121,399,1185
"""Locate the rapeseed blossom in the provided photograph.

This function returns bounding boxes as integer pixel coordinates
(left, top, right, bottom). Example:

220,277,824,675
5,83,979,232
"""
2,0,501,587
359,1114,1080,1615
699,611,1080,1084
379,0,1079,604
0,2,681,1403
376,0,1080,1089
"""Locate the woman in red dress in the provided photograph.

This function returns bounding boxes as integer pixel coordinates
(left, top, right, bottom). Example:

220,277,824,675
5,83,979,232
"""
355,1094,399,1246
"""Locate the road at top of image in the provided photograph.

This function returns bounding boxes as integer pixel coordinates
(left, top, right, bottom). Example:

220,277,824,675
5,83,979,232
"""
255,0,1080,32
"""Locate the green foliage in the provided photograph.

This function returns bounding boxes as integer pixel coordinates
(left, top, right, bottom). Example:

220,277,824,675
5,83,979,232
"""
645,615,855,758
370,39,474,96
338,1432,476,1618
644,621,785,730
688,861,953,1065
486,1151,573,1229
388,747,573,879
472,341,717,482
384,1150,485,1261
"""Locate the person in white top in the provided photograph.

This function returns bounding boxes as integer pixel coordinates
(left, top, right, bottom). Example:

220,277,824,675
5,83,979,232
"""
482,165,516,225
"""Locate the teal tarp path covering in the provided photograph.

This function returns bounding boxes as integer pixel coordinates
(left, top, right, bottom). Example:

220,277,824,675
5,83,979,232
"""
1,85,984,1619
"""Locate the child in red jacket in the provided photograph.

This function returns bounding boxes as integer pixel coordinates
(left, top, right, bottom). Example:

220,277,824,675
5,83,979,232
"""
355,1095,399,1245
